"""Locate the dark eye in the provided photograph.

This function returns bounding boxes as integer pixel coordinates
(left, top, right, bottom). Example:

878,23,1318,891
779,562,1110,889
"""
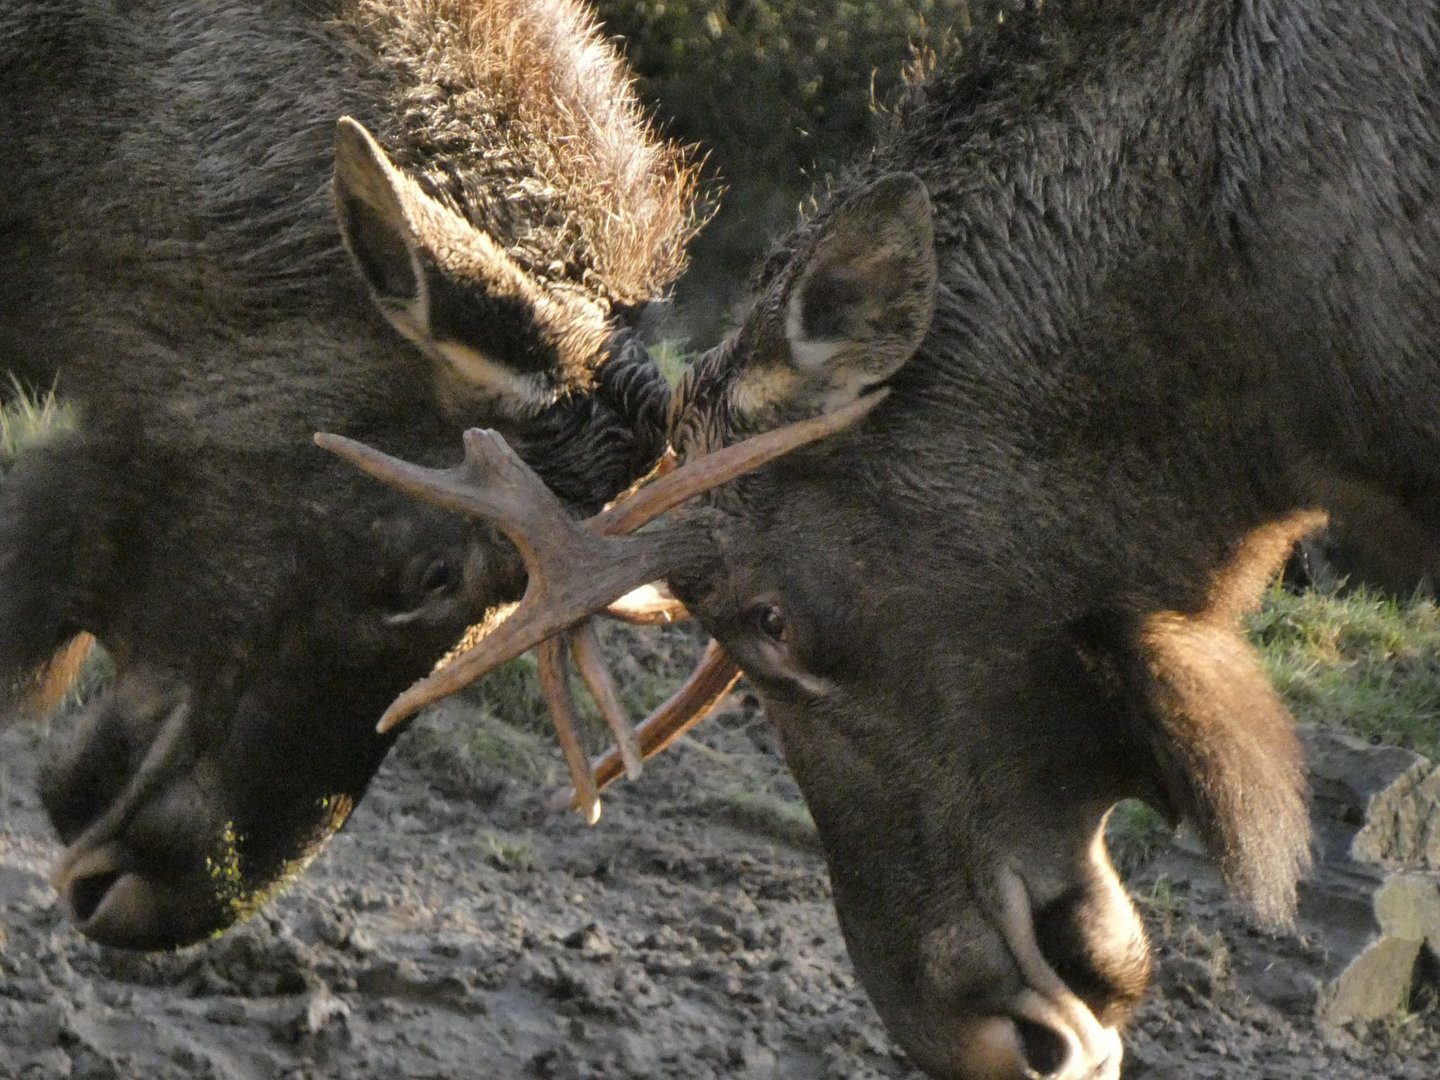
418,557,456,595
755,604,789,642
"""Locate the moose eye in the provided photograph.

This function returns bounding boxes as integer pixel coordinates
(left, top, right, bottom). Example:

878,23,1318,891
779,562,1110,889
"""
755,604,789,642
418,557,456,595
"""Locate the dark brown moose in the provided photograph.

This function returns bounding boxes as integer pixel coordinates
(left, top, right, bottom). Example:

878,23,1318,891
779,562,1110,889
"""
0,0,697,951
333,2,1440,1077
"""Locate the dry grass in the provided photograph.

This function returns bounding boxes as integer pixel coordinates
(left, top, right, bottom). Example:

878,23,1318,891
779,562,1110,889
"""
0,377,70,470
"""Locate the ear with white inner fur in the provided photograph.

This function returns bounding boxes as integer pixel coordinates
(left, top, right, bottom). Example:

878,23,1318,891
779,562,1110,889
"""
333,117,431,341
332,117,608,417
781,172,937,408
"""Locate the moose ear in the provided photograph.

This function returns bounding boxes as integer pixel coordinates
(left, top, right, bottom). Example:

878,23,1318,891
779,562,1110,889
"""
333,117,430,336
1137,616,1312,925
333,117,607,416
782,172,937,405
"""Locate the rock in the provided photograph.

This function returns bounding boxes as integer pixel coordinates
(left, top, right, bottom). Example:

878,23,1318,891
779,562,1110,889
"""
295,985,351,1037
1302,731,1440,1023
561,922,615,961
1375,874,1440,943
1318,936,1422,1025
1302,726,1440,868
1157,729,1440,1025
18,1048,72,1079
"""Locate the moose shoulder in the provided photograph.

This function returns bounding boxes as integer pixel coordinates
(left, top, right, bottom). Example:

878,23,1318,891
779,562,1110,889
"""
0,0,693,951
662,2,1440,1078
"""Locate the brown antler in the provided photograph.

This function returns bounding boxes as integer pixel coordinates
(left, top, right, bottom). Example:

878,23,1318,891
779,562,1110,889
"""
547,639,742,813
316,388,886,818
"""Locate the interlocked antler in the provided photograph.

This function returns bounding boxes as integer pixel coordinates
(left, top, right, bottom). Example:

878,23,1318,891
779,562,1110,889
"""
315,389,886,820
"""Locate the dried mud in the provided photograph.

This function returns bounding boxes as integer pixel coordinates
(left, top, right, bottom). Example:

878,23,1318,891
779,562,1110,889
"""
3,634,1439,1079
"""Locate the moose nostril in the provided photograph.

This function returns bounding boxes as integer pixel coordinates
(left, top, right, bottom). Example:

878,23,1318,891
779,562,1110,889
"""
68,868,123,924
1016,1018,1071,1078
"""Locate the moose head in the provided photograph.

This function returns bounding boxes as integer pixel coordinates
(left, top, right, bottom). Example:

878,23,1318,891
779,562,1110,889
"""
3,0,693,951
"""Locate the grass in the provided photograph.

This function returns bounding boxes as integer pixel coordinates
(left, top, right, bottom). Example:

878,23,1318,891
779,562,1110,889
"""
1132,873,1184,932
1106,800,1175,878
480,830,536,872
648,339,692,387
0,376,71,470
720,785,820,851
1248,583,1440,761
394,656,560,792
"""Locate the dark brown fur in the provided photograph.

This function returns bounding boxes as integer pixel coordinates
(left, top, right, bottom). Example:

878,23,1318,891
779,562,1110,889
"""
0,0,693,950
667,2,1440,1076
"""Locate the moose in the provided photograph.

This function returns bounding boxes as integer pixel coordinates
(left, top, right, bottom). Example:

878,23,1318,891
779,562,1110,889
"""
330,1,1440,1077
0,0,697,951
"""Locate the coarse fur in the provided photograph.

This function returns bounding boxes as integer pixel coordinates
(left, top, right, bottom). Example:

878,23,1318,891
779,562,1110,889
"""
0,0,694,951
341,0,694,307
667,1,1440,1077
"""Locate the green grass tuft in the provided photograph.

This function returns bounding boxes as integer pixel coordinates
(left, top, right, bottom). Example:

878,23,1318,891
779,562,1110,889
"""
720,786,820,851
648,339,692,388
1248,584,1440,761
481,830,536,872
1106,799,1175,877
395,656,559,790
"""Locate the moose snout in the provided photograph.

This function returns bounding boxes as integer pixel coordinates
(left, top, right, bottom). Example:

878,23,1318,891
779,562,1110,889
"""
47,800,239,951
51,844,174,950
906,979,1122,1080
41,689,240,949
879,862,1139,1080
944,1010,1121,1080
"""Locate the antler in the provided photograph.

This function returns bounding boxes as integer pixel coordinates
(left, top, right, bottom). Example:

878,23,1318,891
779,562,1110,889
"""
315,389,886,819
546,639,741,815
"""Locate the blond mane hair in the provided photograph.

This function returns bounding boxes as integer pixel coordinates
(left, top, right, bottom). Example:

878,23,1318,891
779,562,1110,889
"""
343,0,700,305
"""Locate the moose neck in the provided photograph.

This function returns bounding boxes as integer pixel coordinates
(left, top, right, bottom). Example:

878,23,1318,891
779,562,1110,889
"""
812,0,1432,620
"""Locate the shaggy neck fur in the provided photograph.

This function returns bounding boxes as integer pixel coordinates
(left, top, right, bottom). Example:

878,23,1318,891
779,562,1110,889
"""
336,0,699,307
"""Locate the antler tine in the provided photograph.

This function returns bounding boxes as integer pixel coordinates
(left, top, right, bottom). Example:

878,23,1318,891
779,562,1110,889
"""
315,428,577,573
592,389,890,537
548,641,742,813
316,428,689,734
537,637,602,825
567,621,644,780
605,581,689,624
373,528,685,733
315,387,889,804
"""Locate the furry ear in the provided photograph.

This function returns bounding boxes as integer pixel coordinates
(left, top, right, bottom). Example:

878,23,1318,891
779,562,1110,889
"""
1096,611,1312,925
332,117,429,331
722,172,936,428
333,117,610,417
1073,511,1324,923
784,172,937,385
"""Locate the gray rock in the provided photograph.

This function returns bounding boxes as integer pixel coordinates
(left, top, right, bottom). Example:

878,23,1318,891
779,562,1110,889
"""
1301,726,1440,868
1375,874,1440,944
1160,729,1440,1025
1318,936,1422,1025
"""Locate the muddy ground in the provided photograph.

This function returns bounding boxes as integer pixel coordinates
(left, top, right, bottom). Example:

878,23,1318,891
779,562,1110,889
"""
3,626,1439,1079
